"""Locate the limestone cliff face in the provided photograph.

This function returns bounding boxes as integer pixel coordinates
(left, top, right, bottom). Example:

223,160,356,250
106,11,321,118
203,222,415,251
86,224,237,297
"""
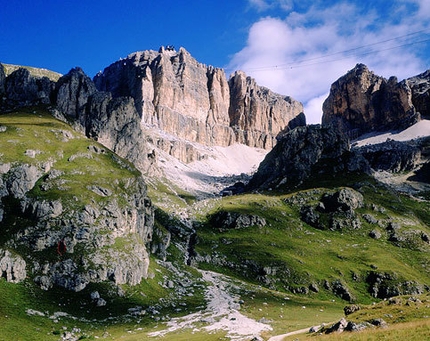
229,71,304,149
246,125,367,191
407,69,430,119
94,47,304,151
322,64,419,137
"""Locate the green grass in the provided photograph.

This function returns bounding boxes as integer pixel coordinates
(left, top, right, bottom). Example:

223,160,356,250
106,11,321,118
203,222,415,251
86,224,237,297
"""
0,108,141,208
193,179,430,303
280,294,430,340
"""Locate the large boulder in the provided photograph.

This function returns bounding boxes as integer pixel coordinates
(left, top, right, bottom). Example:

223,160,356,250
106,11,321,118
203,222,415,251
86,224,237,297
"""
322,64,419,138
0,249,27,283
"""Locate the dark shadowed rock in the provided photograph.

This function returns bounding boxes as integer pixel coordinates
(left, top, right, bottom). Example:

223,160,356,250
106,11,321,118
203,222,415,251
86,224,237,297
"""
356,140,421,172
246,125,367,191
210,211,266,230
2,68,54,109
344,304,360,316
53,67,97,120
0,63,5,94
408,69,430,119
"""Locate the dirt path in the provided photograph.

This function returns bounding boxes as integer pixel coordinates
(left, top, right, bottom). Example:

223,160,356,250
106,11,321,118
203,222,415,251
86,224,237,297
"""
267,327,312,341
148,270,272,340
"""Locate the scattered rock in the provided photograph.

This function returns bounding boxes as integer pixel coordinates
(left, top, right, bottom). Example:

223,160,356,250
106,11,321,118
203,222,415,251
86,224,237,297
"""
344,304,360,316
210,211,266,230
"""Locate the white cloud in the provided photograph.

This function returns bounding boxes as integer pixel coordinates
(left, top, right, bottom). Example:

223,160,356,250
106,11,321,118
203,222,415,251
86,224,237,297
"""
231,1,430,124
248,0,293,12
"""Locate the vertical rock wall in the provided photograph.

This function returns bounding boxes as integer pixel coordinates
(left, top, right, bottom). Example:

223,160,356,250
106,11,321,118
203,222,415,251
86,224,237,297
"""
94,47,304,150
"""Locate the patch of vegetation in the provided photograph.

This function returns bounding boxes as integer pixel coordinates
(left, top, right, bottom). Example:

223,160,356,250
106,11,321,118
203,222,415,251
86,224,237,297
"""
2,63,62,81
193,176,430,303
281,294,430,340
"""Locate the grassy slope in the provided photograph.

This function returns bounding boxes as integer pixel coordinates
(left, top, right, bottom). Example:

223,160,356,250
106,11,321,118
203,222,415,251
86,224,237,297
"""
2,63,62,81
194,179,430,304
0,108,429,340
0,108,206,340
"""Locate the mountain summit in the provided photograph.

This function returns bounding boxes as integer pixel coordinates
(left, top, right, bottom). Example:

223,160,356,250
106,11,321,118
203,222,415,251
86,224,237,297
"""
94,47,305,154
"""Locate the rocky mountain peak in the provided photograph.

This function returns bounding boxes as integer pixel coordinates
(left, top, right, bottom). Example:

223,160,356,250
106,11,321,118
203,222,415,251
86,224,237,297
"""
322,63,419,138
94,47,305,157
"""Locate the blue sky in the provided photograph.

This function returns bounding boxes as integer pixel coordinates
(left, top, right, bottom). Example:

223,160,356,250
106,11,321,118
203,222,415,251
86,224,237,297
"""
1,0,429,123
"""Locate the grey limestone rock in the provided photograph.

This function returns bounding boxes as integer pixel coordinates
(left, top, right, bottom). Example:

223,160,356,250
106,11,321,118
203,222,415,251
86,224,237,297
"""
6,164,42,199
0,249,27,283
246,125,361,191
210,211,266,230
356,140,421,173
321,188,364,212
53,67,97,120
408,69,430,119
94,47,304,154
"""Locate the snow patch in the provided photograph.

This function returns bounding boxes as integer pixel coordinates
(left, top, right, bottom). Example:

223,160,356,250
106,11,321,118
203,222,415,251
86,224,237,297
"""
158,143,268,198
352,120,430,147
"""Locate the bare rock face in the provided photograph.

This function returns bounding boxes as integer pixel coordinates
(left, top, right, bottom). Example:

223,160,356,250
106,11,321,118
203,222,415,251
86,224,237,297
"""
94,47,304,153
229,71,304,149
1,67,54,110
246,125,366,191
407,69,430,119
0,63,5,94
85,92,156,174
0,249,26,283
53,67,97,120
322,64,419,138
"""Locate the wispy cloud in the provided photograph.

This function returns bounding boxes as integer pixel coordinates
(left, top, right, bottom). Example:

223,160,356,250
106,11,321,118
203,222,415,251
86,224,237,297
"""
248,0,294,12
229,0,430,123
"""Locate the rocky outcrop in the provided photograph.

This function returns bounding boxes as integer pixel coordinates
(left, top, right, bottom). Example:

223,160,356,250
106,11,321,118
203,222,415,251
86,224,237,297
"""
53,67,97,120
209,211,266,231
0,249,26,283
1,67,55,110
85,92,156,173
0,63,5,94
94,47,304,151
246,125,369,191
356,140,421,172
0,113,154,292
407,69,430,119
322,64,419,138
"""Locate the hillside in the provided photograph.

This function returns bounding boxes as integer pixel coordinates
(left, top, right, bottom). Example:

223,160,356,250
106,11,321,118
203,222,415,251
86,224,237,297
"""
0,57,429,341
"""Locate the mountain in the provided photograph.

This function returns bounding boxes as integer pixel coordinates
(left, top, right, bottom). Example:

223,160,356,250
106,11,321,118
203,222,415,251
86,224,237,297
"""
322,63,425,138
0,54,430,341
94,47,305,153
